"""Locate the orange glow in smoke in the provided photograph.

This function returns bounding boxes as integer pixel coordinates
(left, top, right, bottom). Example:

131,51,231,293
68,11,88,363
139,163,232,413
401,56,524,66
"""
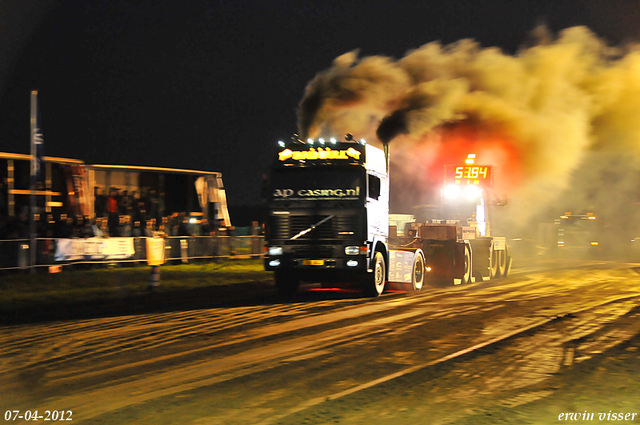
424,125,523,196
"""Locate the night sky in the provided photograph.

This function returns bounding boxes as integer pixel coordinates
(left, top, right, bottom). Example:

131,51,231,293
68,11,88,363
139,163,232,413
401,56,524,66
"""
1,0,638,207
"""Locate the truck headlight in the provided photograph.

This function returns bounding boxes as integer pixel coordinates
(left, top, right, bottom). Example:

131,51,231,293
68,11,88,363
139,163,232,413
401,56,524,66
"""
269,246,283,256
345,246,361,255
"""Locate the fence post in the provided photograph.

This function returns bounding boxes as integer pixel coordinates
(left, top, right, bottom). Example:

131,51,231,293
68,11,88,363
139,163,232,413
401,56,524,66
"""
146,236,165,290
19,243,29,270
228,227,236,257
180,238,188,263
148,265,160,290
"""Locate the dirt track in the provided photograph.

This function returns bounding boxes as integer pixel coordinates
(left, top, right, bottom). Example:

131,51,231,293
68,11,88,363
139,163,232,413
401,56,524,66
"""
2,262,640,424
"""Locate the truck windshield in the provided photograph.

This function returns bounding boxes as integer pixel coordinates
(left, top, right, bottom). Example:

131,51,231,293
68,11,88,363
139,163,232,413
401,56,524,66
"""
270,168,363,203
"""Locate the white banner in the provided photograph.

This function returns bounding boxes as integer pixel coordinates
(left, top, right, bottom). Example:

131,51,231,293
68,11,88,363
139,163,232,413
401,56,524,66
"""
55,237,135,261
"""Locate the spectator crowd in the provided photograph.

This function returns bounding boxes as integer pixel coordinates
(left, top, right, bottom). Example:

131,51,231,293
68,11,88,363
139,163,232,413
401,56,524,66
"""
0,186,216,240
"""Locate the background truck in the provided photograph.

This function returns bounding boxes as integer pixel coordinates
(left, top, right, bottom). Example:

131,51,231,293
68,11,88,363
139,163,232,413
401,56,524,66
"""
264,135,510,296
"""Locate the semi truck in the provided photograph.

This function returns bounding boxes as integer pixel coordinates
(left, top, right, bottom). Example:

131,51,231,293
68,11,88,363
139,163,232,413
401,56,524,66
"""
263,135,511,296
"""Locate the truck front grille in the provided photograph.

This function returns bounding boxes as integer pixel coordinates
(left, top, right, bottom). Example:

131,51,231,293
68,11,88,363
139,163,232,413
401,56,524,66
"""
270,214,360,241
291,246,335,258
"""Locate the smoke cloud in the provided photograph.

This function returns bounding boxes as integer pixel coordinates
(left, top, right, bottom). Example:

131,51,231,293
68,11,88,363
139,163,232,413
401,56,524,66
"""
297,27,640,238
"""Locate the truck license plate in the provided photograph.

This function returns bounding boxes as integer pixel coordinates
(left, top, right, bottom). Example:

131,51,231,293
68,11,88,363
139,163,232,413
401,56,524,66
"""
304,260,325,266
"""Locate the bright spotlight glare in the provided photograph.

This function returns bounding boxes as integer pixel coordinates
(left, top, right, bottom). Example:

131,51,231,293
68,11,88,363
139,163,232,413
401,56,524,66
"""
330,137,337,144
307,138,314,144
278,140,285,147
444,185,461,200
319,138,325,144
463,185,483,200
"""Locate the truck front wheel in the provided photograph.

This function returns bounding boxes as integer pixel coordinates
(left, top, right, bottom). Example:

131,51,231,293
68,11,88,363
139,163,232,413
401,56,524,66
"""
362,251,386,297
275,270,300,297
411,250,425,291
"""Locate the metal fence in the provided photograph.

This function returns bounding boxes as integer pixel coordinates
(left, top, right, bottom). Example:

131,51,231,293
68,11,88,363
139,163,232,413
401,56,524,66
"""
0,236,265,271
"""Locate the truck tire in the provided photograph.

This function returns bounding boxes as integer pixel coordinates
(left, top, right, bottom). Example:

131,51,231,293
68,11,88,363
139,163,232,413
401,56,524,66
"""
462,244,472,284
453,244,472,286
363,251,386,297
275,270,300,297
490,248,501,279
472,250,490,282
411,250,425,291
498,249,509,277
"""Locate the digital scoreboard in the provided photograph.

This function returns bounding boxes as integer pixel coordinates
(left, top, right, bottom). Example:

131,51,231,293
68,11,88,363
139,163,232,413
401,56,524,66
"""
444,165,493,187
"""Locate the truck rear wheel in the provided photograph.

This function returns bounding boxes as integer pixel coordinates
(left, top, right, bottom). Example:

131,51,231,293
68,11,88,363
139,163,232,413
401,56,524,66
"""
462,245,472,284
275,270,300,297
455,244,472,285
490,248,501,279
362,251,386,297
411,250,425,291
498,249,509,277
472,250,490,283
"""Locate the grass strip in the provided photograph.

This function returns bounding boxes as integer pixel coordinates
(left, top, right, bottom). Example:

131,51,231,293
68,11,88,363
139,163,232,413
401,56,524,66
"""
0,260,272,312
